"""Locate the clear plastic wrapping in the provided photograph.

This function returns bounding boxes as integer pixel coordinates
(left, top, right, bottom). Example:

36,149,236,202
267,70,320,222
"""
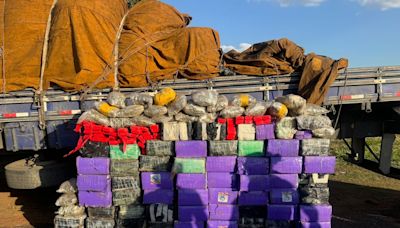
107,91,126,108
199,113,217,123
54,215,86,228
112,189,141,206
94,101,120,118
296,115,332,130
183,103,207,117
139,156,172,171
167,95,187,116
110,118,134,129
131,116,155,127
86,217,115,228
146,141,174,156
55,193,78,206
112,176,140,191
57,178,77,194
301,139,331,156
192,90,219,107
116,105,144,117
207,95,229,112
130,93,153,107
56,205,86,217
231,94,257,107
144,105,168,118
275,94,306,116
267,102,288,119
275,117,297,139
305,104,330,116
245,101,271,116
174,112,198,122
77,109,110,126
312,127,336,138
220,106,245,118
119,205,145,219
152,115,173,123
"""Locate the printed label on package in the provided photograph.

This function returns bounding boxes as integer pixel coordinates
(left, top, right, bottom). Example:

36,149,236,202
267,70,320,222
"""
150,174,161,185
218,192,229,203
282,191,293,203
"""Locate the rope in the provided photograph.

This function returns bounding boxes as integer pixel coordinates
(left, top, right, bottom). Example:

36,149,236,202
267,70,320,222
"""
334,67,349,129
113,12,129,91
2,0,6,95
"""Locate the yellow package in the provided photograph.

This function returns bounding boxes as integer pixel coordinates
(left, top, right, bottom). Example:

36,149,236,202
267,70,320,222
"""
231,94,256,107
154,88,177,106
95,101,119,117
268,102,288,119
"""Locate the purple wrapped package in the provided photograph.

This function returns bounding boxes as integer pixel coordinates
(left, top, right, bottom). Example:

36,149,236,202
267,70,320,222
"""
266,140,299,157
238,191,268,205
270,157,303,174
267,205,297,221
237,157,269,175
76,157,110,175
174,221,205,228
175,141,207,157
269,174,299,189
300,222,331,228
304,156,336,174
78,191,112,207
178,206,209,222
207,220,238,228
209,204,239,221
239,175,269,191
176,174,207,189
141,172,173,190
207,173,238,189
77,174,111,192
270,189,299,204
178,189,209,205
206,156,236,173
300,205,332,222
256,124,275,140
295,131,313,140
208,188,238,204
143,189,174,204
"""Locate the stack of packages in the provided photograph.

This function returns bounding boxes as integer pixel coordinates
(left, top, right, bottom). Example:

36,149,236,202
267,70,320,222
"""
140,140,175,227
54,179,86,228
76,157,114,227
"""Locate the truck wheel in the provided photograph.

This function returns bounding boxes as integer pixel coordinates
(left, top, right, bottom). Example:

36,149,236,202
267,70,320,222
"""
5,158,73,189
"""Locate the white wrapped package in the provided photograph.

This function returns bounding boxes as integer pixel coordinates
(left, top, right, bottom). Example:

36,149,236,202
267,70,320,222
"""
162,122,180,141
183,103,207,117
168,95,187,116
312,127,336,138
179,122,189,140
305,104,330,116
144,105,168,118
275,94,306,116
275,117,297,139
245,101,271,116
296,115,332,130
220,106,245,118
237,124,256,140
192,90,218,107
207,95,229,112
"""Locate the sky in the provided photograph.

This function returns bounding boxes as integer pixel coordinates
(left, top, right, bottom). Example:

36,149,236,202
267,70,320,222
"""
162,0,400,68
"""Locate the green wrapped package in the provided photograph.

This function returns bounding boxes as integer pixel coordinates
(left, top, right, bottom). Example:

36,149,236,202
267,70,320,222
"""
238,141,265,157
172,158,206,174
110,144,140,160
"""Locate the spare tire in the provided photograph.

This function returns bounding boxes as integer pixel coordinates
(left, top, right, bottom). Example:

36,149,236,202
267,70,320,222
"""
5,159,73,189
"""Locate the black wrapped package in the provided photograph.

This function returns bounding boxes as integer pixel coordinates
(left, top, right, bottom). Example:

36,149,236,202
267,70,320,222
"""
265,221,293,228
146,204,174,223
87,207,115,219
186,122,193,140
146,141,174,156
220,123,227,140
207,122,219,140
147,222,174,228
209,140,238,156
239,206,266,226
118,204,145,219
86,217,115,228
300,187,330,205
113,189,142,206
112,176,140,191
139,156,172,172
111,159,139,177
192,121,203,140
79,141,109,158
116,219,146,228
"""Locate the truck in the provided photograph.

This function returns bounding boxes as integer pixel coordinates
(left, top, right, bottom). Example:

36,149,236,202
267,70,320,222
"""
2,65,400,189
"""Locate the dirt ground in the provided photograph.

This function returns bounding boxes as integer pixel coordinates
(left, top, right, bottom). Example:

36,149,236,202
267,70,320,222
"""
0,139,399,228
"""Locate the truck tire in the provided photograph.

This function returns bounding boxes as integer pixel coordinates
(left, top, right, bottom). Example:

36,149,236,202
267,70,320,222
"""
5,159,73,189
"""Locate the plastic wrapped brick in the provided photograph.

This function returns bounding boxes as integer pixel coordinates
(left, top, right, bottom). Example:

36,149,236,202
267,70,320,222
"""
237,124,256,141
299,205,332,222
206,122,219,140
76,157,110,175
209,141,238,156
144,105,168,118
147,222,174,228
296,115,332,131
116,219,146,228
77,109,111,126
55,205,85,217
207,221,237,228
301,139,330,156
141,172,173,190
275,117,297,139
206,156,237,173
192,122,207,140
87,207,115,218
267,102,288,119
162,122,180,141
209,204,239,221
208,188,238,204
174,112,198,122
312,127,335,138
178,122,188,141
110,159,139,176
270,157,303,174
303,156,336,174
167,94,187,116
265,221,293,228
231,94,256,108
176,174,207,189
146,204,174,223
245,102,270,116
175,141,207,157
299,174,330,188
173,158,206,174
304,104,330,116
112,189,141,206
143,189,174,204
238,191,268,206
130,93,153,107
110,144,140,160
107,91,126,108
300,187,330,205
175,221,205,228
266,139,299,157
199,113,217,123
131,115,155,127
270,189,300,205
116,105,144,117
255,124,275,140
178,206,209,222
78,191,112,207
276,94,306,116
300,222,331,228
239,175,269,191
112,176,140,191
239,206,266,225
238,141,264,157
118,204,145,219
146,141,174,156
220,106,245,118
77,174,111,192
207,173,238,189
178,189,209,205
295,130,313,140
110,118,135,129
55,193,78,207
154,88,176,106
80,141,110,158
269,174,299,189
139,156,172,172
57,178,77,194
183,103,207,117
207,95,229,112
267,205,297,221
192,90,218,107
54,215,86,228
237,157,269,175
86,217,115,228
95,101,120,118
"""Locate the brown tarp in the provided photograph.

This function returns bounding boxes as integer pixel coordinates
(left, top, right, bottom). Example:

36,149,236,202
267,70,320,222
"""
43,0,128,91
223,38,348,104
118,0,221,88
0,0,53,92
